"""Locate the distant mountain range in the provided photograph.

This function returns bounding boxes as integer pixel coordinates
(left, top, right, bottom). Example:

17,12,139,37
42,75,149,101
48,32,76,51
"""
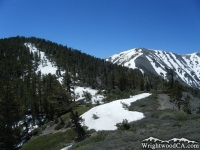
106,48,200,89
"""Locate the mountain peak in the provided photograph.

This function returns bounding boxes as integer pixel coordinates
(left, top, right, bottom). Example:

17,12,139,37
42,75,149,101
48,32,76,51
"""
107,48,200,89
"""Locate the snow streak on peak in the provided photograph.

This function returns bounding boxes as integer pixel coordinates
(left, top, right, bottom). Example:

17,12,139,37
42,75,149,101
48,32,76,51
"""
107,48,200,89
106,48,143,69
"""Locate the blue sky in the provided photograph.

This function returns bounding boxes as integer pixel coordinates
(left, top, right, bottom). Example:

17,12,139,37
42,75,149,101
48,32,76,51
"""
0,0,200,58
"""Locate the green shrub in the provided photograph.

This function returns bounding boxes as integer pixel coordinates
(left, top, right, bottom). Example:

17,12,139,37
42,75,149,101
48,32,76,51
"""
43,118,49,124
95,100,100,106
102,89,132,103
159,111,188,121
175,111,188,121
102,95,113,103
21,129,76,150
91,131,109,142
54,123,64,130
157,131,167,137
88,129,96,134
152,90,158,98
86,103,93,107
54,118,59,124
159,112,169,119
116,119,130,130
82,91,92,103
97,89,103,95
31,127,42,136
41,125,47,131
47,121,54,127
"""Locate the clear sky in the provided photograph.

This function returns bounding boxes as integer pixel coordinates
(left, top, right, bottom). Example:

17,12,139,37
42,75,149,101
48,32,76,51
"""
0,0,200,58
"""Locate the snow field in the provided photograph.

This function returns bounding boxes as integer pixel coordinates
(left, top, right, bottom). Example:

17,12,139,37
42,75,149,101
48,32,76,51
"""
81,93,151,131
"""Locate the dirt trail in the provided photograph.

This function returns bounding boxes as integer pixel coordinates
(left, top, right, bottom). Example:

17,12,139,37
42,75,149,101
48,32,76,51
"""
157,94,177,110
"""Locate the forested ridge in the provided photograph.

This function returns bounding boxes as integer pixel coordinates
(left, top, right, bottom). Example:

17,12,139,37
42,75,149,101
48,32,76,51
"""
0,36,199,149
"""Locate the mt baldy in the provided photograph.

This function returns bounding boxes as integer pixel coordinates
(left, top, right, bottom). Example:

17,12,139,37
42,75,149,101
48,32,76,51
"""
106,48,200,88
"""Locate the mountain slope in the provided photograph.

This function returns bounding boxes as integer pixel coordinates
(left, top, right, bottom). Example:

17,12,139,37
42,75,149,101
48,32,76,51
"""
106,48,200,88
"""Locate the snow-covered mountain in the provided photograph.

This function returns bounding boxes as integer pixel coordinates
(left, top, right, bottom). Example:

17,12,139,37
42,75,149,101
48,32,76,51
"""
24,43,152,132
24,43,105,103
106,48,200,88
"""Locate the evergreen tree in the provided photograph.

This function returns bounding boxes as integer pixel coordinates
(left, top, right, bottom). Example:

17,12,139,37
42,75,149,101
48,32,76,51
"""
183,94,191,114
0,81,24,149
63,71,72,93
166,68,174,90
115,70,127,91
70,111,86,140
170,80,183,102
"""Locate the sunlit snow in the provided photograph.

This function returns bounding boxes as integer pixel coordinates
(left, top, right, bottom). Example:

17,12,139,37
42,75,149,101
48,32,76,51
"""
107,48,200,88
107,48,143,69
25,43,61,75
61,144,73,150
81,93,151,131
74,86,104,104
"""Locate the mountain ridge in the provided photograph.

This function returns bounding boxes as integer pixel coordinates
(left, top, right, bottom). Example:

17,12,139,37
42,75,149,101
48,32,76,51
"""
106,48,200,88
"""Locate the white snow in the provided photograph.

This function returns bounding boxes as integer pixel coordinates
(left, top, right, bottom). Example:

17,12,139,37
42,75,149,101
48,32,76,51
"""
124,52,143,69
107,48,200,88
25,43,106,102
74,86,104,104
61,144,73,150
25,43,63,75
106,48,143,70
183,53,200,78
146,55,166,77
81,93,151,131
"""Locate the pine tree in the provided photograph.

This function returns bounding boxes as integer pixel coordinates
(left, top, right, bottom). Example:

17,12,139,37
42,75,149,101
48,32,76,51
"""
70,111,86,140
183,94,191,114
170,80,183,102
63,70,72,94
115,70,127,91
166,68,174,90
0,81,24,149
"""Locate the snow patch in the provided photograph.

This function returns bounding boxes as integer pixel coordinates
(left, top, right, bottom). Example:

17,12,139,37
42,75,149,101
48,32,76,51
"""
61,144,73,150
25,43,58,75
81,93,151,131
74,86,104,104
